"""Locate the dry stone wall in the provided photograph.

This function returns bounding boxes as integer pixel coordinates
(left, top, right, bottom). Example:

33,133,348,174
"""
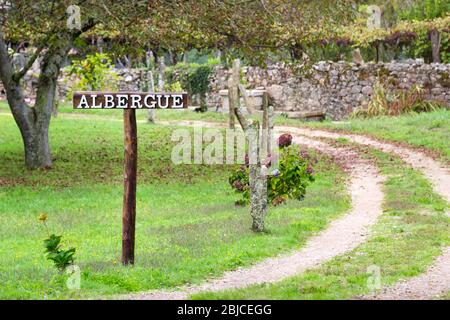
207,60,450,120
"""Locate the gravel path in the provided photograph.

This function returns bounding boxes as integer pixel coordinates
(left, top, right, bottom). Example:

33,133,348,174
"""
127,134,385,300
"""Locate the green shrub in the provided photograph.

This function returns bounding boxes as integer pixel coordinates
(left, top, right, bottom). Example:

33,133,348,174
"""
166,62,215,96
164,81,183,92
166,60,219,111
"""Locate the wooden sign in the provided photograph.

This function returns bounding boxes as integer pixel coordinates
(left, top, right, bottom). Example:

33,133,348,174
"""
73,92,188,109
73,90,187,266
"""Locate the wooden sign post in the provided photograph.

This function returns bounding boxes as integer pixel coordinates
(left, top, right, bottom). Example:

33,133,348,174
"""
73,91,188,265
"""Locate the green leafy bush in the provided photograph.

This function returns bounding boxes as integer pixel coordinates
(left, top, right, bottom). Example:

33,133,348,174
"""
398,0,450,63
229,144,315,206
166,62,215,95
166,60,219,111
164,81,184,93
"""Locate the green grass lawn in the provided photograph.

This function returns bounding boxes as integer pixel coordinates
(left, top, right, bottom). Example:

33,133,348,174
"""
1,100,448,300
192,145,449,299
0,113,349,299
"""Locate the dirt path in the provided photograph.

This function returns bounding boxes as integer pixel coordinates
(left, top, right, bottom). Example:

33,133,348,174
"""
127,134,385,300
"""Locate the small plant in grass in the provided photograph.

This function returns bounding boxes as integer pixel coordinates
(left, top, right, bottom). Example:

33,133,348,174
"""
229,135,314,206
38,213,76,272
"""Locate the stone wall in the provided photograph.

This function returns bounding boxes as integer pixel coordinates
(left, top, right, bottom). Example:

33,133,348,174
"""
206,60,450,120
1,60,448,120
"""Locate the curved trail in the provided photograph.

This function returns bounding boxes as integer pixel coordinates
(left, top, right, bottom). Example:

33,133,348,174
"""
276,126,450,300
156,120,449,203
129,133,385,300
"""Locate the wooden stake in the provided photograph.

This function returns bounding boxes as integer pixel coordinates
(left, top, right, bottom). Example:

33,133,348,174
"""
228,78,236,129
267,106,274,155
430,30,441,63
122,108,138,265
228,59,241,129
147,70,156,123
261,92,269,158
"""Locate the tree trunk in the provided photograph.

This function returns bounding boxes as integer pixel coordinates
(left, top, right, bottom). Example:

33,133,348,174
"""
23,124,52,169
231,58,270,232
0,31,71,169
430,30,441,63
250,165,268,232
228,78,236,128
158,56,165,91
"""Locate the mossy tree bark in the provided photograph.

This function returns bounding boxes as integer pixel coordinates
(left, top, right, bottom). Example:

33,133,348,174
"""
247,124,268,232
0,23,95,169
0,34,68,168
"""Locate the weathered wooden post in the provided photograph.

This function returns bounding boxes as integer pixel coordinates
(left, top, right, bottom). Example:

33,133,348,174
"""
122,108,137,264
267,105,274,155
228,59,241,129
73,91,188,264
147,71,156,123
